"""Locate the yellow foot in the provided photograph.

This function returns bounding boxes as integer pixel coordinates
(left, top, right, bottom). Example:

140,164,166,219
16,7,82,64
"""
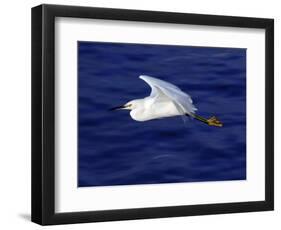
207,116,223,127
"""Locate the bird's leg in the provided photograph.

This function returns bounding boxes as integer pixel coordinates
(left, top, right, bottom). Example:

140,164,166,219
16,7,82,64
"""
188,114,223,127
205,116,223,127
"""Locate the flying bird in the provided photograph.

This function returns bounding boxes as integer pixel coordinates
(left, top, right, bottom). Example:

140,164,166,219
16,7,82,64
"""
110,75,222,127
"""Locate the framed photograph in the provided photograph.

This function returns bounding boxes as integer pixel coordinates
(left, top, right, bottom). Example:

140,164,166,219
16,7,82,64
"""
31,4,274,225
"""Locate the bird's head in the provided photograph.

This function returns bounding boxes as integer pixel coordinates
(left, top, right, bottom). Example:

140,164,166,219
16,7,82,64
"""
109,100,141,111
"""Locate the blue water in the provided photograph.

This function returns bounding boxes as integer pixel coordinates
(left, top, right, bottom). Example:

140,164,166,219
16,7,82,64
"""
78,41,246,187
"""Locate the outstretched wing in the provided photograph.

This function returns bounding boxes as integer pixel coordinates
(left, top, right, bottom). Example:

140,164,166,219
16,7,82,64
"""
139,75,197,115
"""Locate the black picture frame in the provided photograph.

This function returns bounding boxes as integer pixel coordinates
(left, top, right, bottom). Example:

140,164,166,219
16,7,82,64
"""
31,4,274,225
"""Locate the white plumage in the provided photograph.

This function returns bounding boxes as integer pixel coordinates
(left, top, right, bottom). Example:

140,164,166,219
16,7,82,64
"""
139,75,197,115
110,75,222,127
112,75,197,121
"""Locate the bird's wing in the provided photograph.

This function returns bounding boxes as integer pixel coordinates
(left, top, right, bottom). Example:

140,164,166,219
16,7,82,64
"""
139,75,197,115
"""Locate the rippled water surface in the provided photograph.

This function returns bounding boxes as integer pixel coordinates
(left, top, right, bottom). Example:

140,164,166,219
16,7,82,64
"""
78,41,246,187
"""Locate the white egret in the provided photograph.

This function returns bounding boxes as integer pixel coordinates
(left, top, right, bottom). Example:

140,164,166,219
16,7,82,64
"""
110,75,222,127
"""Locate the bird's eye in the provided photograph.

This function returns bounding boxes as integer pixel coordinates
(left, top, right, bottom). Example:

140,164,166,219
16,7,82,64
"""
127,104,132,107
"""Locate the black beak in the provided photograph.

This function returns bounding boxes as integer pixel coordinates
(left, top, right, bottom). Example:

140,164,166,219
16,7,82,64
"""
109,105,126,111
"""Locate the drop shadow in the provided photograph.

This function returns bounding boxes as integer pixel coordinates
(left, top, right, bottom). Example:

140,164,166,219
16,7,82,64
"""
18,213,31,222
